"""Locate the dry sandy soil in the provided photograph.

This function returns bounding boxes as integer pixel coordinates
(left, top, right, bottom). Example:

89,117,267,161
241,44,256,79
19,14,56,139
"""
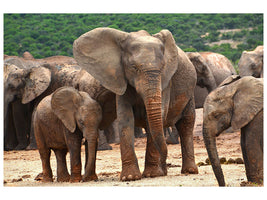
2,109,262,188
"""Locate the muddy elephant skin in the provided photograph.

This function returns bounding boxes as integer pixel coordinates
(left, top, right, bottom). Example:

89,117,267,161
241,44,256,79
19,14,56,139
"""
34,87,102,182
203,76,263,186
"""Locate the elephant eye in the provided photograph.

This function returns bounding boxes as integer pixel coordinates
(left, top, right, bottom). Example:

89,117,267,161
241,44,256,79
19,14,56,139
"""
250,63,256,69
78,119,85,127
213,113,221,120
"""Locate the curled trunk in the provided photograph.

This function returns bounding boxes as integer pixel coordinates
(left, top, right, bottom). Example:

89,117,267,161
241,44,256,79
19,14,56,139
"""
203,126,225,186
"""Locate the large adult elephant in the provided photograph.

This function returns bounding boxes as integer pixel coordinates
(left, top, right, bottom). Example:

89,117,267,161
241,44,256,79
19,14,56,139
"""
73,27,198,181
203,75,263,186
187,52,236,108
4,59,116,150
238,45,263,78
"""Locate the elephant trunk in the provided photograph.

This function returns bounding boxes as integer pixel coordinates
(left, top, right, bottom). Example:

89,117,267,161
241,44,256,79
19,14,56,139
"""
143,82,167,170
203,126,225,186
83,130,98,182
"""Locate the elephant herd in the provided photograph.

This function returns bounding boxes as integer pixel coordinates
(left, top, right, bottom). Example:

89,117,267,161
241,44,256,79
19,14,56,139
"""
4,27,263,186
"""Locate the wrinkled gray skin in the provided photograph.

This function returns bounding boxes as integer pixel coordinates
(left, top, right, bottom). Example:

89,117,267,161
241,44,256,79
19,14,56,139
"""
34,87,102,182
4,59,115,150
187,52,236,108
203,75,263,186
238,45,263,78
73,27,198,181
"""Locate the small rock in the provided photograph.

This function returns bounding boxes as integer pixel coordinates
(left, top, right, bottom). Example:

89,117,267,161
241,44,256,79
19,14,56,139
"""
11,178,23,182
220,157,227,164
197,162,205,166
205,158,211,165
227,158,235,164
235,158,244,164
22,175,31,179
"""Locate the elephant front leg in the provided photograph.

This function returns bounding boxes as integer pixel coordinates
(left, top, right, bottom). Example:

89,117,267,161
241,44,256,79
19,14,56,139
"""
66,135,82,183
176,98,198,174
117,95,142,181
143,128,165,178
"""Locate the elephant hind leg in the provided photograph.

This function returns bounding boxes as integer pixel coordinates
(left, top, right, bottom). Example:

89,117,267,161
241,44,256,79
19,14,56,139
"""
241,111,263,184
54,149,70,182
175,98,198,174
39,148,53,182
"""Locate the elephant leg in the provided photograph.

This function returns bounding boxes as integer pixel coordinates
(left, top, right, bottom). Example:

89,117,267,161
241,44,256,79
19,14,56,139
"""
97,130,112,151
26,106,38,150
143,127,165,178
12,101,30,150
166,126,180,144
39,148,53,182
65,132,82,183
117,94,141,181
54,149,70,182
4,106,18,150
175,98,198,174
241,111,263,184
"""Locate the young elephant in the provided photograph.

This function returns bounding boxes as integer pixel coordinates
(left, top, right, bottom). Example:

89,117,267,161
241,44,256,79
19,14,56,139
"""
33,87,102,182
203,75,263,186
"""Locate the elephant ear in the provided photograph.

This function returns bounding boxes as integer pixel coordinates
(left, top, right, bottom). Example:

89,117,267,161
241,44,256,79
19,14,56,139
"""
22,67,51,104
73,28,129,95
51,87,82,133
153,30,178,89
218,75,241,87
231,77,263,130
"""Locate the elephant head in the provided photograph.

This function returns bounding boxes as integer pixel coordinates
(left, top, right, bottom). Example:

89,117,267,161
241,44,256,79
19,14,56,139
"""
186,52,217,92
4,63,51,120
202,75,263,186
51,87,102,181
238,45,263,78
73,28,178,156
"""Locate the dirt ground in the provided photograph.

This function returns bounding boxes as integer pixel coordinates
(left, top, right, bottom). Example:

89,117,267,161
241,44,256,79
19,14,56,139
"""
2,109,262,187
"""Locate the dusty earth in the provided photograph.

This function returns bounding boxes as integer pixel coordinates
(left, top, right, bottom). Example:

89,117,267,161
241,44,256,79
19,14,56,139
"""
2,109,263,188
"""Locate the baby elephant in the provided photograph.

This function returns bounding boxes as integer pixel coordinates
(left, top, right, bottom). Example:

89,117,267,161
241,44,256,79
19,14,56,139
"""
203,75,263,186
34,86,102,182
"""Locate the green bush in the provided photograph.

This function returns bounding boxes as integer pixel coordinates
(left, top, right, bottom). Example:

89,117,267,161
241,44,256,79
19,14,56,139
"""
4,13,263,65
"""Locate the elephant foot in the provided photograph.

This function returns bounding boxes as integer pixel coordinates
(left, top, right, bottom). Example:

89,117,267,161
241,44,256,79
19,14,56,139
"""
143,165,165,178
82,174,98,182
70,175,82,183
26,143,37,150
97,143,112,151
4,145,16,151
57,174,70,182
120,165,142,181
35,173,53,182
181,162,199,174
15,143,28,150
166,135,179,144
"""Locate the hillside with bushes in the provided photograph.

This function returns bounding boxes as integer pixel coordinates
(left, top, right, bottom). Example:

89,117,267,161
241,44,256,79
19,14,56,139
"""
4,13,263,66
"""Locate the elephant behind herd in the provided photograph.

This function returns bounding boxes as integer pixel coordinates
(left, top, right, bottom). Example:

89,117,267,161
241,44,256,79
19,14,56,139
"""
3,27,263,186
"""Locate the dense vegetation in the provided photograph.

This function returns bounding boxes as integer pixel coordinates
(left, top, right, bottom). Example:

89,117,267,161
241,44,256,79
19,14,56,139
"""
4,13,263,67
